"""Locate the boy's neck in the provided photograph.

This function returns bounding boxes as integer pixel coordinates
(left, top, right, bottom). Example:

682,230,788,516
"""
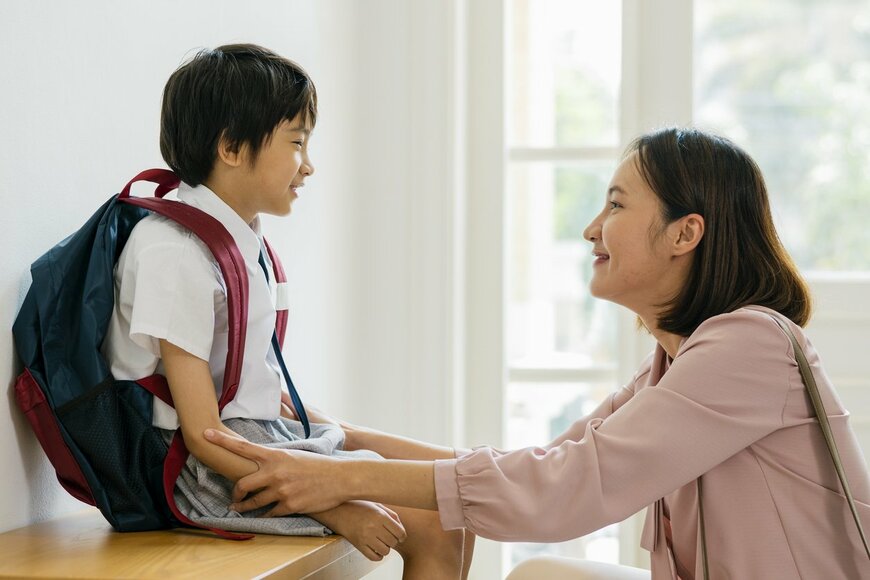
202,175,258,226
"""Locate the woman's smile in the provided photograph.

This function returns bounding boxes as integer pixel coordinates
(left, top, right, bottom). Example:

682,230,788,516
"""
592,250,610,266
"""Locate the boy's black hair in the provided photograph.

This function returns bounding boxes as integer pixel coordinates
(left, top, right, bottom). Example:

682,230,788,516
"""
160,43,317,187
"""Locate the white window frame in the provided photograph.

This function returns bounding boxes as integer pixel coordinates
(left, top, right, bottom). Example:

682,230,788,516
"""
462,1,692,574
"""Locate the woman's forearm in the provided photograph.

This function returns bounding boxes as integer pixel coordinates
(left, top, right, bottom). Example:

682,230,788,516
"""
203,428,443,516
342,458,439,510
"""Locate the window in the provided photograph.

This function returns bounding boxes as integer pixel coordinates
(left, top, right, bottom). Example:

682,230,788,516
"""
695,0,870,272
505,0,625,568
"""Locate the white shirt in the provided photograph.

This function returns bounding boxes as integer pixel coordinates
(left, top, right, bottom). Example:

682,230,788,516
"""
103,183,290,429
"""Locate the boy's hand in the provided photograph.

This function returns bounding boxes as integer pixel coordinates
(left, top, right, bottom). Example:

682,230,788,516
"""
280,392,341,427
324,501,407,562
304,403,342,427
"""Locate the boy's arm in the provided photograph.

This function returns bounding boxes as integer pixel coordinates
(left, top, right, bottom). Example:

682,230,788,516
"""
342,422,456,461
159,339,258,481
277,392,455,461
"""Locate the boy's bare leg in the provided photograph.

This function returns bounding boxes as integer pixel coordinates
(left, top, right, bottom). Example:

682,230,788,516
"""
387,505,465,580
461,531,476,579
311,502,472,577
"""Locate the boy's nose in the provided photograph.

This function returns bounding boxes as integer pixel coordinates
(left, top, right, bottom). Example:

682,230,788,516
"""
302,158,315,177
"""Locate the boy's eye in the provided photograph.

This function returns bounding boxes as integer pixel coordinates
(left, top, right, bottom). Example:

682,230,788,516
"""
293,141,304,148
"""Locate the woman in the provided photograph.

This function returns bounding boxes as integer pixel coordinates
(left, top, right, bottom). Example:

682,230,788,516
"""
205,128,870,579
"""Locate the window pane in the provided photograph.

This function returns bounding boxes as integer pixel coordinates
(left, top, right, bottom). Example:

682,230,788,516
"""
509,0,621,148
505,382,620,568
506,382,616,449
694,0,870,271
507,161,619,368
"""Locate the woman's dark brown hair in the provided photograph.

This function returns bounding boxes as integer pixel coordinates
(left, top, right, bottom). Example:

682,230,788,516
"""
628,127,812,335
160,43,317,187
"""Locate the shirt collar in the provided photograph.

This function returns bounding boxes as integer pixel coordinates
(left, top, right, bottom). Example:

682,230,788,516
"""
176,183,263,265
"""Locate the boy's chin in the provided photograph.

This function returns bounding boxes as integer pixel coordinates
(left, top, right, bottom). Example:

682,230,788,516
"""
263,203,294,218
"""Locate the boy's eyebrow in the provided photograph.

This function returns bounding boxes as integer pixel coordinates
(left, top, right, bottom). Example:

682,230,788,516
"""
285,124,311,135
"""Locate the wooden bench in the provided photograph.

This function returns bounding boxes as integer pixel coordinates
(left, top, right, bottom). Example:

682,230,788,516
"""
0,508,383,579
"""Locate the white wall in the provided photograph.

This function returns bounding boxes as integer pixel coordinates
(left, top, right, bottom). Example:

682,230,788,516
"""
0,0,460,549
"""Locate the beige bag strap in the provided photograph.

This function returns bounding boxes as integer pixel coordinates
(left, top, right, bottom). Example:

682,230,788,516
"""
768,314,870,559
697,477,710,580
698,313,870,580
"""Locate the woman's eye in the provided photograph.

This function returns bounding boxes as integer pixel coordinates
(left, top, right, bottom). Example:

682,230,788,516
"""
609,201,621,210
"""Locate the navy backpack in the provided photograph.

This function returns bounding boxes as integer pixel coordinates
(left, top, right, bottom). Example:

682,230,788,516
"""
12,169,293,538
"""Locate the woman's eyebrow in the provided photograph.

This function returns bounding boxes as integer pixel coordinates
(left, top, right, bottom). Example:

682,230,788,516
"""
608,185,628,196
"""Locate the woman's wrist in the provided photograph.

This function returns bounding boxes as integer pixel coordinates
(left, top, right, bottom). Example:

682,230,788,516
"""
338,458,368,502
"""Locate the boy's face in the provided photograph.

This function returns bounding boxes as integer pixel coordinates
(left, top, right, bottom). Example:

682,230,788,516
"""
237,115,314,219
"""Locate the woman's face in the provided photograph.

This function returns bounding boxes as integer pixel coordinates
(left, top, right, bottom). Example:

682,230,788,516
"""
583,154,689,319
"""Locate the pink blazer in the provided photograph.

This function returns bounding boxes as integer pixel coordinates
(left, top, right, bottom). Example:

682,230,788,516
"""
434,306,870,579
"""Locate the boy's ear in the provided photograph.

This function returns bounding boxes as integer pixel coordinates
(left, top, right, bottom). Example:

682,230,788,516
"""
671,213,705,257
216,133,246,168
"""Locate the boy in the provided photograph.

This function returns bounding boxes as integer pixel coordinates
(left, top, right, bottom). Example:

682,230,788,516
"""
102,45,467,575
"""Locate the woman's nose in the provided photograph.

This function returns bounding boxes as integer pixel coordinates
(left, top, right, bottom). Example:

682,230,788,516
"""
583,215,602,242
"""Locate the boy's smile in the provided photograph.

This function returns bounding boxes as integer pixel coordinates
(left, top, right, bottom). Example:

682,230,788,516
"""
206,114,315,225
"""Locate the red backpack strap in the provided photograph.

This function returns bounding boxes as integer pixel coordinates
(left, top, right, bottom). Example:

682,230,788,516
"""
162,431,253,540
263,237,288,347
120,196,248,405
136,374,173,407
119,171,253,540
119,168,181,199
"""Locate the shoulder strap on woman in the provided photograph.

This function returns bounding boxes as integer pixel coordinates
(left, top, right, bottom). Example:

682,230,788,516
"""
766,313,869,560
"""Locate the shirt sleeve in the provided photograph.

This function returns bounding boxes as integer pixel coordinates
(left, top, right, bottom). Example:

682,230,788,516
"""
433,309,794,542
117,232,222,361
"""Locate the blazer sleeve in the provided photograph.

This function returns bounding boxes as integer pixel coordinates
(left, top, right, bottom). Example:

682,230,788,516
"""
433,309,794,541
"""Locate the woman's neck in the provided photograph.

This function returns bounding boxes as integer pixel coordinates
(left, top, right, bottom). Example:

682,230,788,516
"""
654,331,683,360
640,315,684,359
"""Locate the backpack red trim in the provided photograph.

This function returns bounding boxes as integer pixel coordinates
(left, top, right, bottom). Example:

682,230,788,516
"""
14,368,96,506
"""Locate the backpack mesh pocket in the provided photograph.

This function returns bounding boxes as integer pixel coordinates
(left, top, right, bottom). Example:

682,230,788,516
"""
57,378,171,531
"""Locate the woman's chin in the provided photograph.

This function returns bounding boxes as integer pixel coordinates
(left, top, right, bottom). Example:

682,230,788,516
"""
587,281,604,299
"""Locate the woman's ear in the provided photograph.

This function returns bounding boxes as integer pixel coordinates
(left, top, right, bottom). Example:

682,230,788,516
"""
216,132,246,168
671,213,705,256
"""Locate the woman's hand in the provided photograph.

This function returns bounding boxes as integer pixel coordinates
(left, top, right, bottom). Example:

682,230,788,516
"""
203,429,349,516
321,501,407,562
